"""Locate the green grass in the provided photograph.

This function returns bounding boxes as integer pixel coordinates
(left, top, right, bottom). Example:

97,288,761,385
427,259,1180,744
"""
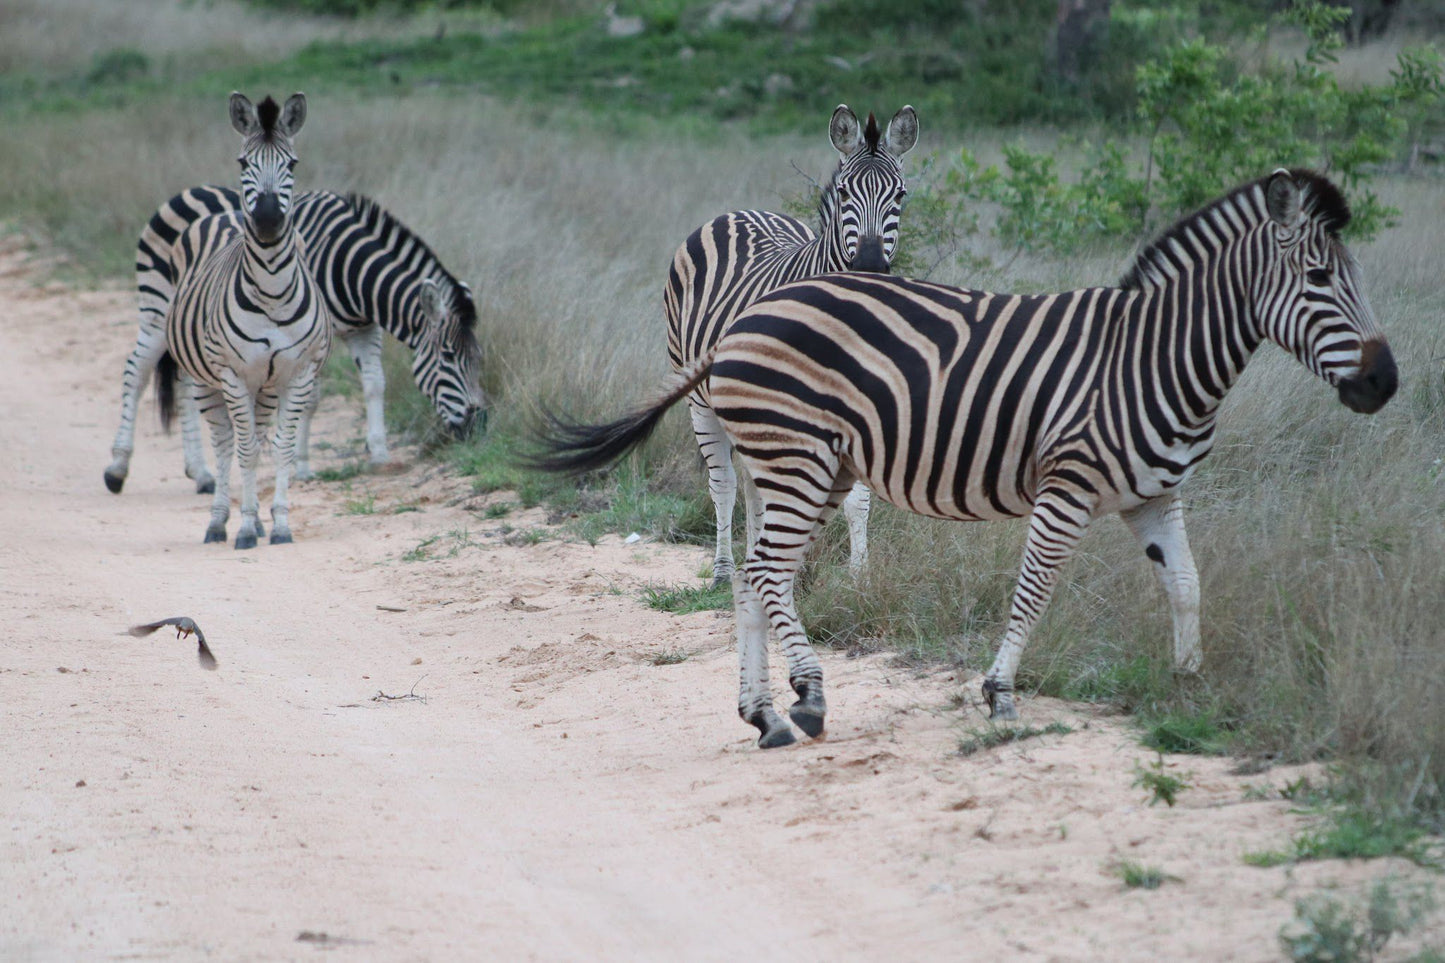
342,494,377,516
1141,710,1231,756
641,582,731,615
1113,860,1179,890
645,648,692,666
1246,807,1438,869
1279,878,1437,963
957,721,1073,757
1133,755,1191,808
315,462,367,483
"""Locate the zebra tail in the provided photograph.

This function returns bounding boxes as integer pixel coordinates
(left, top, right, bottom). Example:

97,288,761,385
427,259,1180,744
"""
524,350,716,475
155,351,177,435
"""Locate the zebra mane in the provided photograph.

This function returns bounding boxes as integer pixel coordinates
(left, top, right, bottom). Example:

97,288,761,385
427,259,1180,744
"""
863,112,881,154
343,192,480,358
1120,169,1352,290
257,96,281,140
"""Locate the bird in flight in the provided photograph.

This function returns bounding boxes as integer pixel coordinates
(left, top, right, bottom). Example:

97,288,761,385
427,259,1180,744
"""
128,617,218,670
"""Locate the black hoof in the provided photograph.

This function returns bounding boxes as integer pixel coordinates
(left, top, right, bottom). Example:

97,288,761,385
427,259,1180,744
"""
758,726,797,749
103,471,125,494
204,526,227,544
253,517,265,538
234,531,257,550
982,678,1018,721
270,531,293,545
196,478,215,494
710,575,733,591
789,702,826,739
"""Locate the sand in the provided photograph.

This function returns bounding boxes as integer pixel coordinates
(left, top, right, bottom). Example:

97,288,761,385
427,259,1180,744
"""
1,239,1437,961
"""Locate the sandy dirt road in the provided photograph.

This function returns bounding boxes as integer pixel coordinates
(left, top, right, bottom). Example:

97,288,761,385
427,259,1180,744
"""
0,241,1436,961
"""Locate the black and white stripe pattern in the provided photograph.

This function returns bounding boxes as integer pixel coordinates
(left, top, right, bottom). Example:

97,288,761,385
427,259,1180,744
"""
665,104,917,585
105,186,484,494
535,169,1398,747
160,92,331,549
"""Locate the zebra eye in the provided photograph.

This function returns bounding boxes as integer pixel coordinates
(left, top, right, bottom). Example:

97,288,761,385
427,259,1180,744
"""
836,186,849,201
238,158,249,170
287,159,298,172
1306,268,1330,286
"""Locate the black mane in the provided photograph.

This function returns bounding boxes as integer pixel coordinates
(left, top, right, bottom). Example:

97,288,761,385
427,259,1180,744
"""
257,96,281,140
1120,169,1352,290
863,112,880,154
343,193,480,354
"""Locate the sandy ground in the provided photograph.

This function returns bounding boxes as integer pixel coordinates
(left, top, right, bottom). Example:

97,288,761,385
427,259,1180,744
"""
0,239,1438,962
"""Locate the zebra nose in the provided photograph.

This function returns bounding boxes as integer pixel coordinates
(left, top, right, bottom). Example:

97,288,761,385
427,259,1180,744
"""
1336,340,1398,414
251,192,284,240
849,235,889,273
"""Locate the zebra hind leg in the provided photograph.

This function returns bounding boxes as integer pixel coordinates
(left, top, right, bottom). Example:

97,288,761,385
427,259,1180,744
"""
842,481,871,577
179,375,215,494
690,402,738,588
733,571,793,748
1120,493,1201,674
269,364,320,544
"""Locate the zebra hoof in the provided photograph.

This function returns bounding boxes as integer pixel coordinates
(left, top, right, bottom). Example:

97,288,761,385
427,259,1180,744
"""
103,470,125,494
204,525,227,544
710,574,733,591
253,516,265,539
195,477,215,495
758,725,797,749
788,702,826,739
270,531,293,545
983,679,1019,721
234,531,258,550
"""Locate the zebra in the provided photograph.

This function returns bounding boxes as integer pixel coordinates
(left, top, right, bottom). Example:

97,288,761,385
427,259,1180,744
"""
104,186,485,494
666,104,918,587
533,168,1398,747
160,92,331,549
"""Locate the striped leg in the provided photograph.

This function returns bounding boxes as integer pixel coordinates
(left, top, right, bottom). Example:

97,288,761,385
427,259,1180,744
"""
293,372,321,482
736,464,852,746
983,489,1096,720
340,323,390,466
842,481,871,576
220,372,262,551
690,401,739,588
269,362,319,544
104,320,168,493
1121,492,1202,673
198,388,233,544
178,376,216,493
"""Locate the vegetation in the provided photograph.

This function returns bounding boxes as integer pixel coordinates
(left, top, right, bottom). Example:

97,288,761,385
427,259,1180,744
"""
642,582,732,615
1113,860,1179,890
1133,755,1191,807
1279,878,1437,963
956,721,1073,757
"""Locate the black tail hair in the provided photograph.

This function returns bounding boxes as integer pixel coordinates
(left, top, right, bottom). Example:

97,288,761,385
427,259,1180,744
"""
156,351,177,434
522,353,715,475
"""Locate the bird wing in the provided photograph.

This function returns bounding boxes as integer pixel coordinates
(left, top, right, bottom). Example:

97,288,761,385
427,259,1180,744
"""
128,617,186,637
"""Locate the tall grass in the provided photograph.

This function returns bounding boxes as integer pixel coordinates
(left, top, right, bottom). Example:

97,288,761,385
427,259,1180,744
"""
2,12,1443,828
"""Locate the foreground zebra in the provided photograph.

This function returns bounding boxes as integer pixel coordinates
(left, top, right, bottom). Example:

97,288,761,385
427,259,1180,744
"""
162,92,330,548
104,186,484,495
667,104,918,586
536,169,1398,747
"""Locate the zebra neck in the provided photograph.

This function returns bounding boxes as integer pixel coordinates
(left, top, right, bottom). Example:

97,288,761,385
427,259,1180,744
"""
1125,244,1264,435
241,225,304,307
815,220,851,273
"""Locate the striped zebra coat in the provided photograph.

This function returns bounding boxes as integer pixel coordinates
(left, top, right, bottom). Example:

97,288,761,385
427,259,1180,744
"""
161,92,331,549
104,187,484,495
666,104,917,586
536,169,1398,747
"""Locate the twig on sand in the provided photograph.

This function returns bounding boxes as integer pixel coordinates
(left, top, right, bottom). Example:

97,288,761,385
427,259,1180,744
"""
371,676,427,704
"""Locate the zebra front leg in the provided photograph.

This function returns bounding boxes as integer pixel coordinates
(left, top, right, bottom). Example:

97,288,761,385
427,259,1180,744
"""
179,374,215,493
104,318,169,493
197,388,234,544
690,402,738,588
842,481,871,577
221,374,262,550
269,365,320,544
292,372,320,482
983,489,1095,720
734,571,794,748
342,323,390,467
1121,492,1202,674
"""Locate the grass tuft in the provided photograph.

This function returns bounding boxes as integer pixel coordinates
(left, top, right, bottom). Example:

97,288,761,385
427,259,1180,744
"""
1113,860,1179,890
642,582,732,615
1133,755,1192,808
1279,878,1436,963
957,721,1073,757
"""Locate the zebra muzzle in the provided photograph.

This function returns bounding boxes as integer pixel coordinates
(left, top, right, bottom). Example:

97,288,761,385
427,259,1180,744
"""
849,235,889,273
251,192,286,241
1336,340,1398,414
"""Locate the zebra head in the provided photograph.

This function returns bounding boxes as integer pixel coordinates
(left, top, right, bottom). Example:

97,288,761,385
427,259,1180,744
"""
1255,169,1397,414
823,104,918,273
228,92,305,244
416,277,488,437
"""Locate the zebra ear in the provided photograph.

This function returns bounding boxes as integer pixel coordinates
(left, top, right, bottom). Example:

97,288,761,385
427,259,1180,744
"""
229,92,259,137
1266,169,1302,228
280,93,307,137
829,105,862,157
419,278,443,320
884,106,918,157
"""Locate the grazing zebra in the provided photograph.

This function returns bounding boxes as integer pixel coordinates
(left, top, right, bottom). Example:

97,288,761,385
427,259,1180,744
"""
104,186,485,494
535,169,1398,747
666,104,918,586
161,92,331,549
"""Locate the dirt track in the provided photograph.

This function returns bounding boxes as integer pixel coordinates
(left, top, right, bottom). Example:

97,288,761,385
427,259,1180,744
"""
1,241,1434,961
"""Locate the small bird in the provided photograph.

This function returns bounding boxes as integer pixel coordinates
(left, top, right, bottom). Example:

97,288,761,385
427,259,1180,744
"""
128,617,218,670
